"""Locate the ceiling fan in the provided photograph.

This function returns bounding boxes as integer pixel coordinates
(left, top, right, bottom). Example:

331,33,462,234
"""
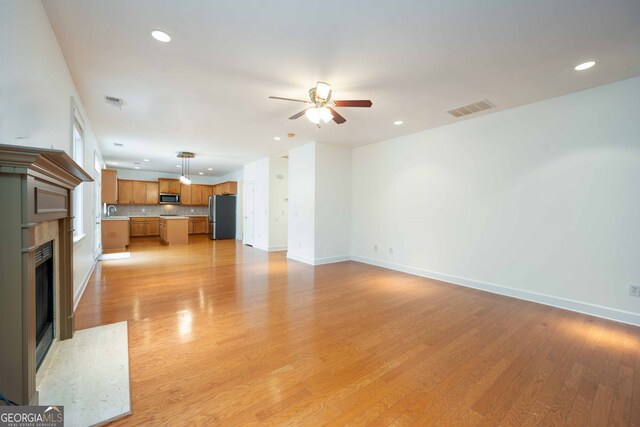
269,81,372,126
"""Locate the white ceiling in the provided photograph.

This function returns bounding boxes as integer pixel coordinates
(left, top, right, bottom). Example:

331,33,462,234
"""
42,0,640,176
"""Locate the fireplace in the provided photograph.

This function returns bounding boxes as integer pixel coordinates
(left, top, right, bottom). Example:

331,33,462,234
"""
35,241,54,370
0,144,92,405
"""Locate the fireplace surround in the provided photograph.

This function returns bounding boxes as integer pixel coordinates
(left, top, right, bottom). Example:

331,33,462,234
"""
0,144,92,405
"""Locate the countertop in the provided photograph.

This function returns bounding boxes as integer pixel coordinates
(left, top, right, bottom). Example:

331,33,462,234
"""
102,215,206,220
102,216,129,221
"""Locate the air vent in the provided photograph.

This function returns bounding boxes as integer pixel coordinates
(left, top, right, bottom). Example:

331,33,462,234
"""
35,241,53,266
104,95,123,109
113,143,124,148
447,99,495,118
281,155,289,159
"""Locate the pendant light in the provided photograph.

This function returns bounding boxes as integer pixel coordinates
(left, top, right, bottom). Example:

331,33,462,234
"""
177,152,194,185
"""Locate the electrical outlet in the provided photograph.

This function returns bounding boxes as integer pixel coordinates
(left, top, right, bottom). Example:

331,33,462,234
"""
190,209,194,213
141,208,145,213
374,244,378,251
389,248,394,255
630,285,640,297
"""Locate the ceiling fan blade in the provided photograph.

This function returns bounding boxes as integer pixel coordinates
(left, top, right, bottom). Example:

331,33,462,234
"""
289,109,309,120
328,107,346,124
333,100,373,108
269,96,312,104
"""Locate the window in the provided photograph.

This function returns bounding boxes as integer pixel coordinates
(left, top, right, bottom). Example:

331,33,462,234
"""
72,115,84,239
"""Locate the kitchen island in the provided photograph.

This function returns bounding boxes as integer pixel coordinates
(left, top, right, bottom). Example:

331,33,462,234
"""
159,216,188,245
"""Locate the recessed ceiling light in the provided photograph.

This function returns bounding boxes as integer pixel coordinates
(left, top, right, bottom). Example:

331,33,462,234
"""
273,137,281,141
134,166,140,170
574,61,595,71
110,161,118,165
207,168,213,171
143,159,150,162
151,30,171,43
393,120,404,125
176,165,181,168
198,172,204,175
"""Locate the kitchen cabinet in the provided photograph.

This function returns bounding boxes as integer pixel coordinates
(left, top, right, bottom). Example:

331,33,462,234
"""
202,186,213,205
132,181,147,204
193,217,207,234
160,217,188,244
102,219,130,250
188,217,208,234
180,184,192,205
130,217,160,236
130,219,146,237
214,181,237,195
179,185,213,206
159,178,180,194
118,180,159,205
146,217,160,235
118,180,133,204
146,182,159,204
191,185,204,205
101,169,118,204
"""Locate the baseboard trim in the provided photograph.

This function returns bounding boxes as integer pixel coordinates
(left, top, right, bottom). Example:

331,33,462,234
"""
351,255,640,327
268,245,288,252
286,252,315,265
314,255,351,265
287,253,351,266
73,259,96,311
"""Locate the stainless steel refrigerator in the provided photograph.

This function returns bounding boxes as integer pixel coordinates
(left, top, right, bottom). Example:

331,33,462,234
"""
208,195,236,240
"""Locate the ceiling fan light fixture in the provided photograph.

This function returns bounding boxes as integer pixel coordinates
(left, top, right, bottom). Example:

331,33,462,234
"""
305,107,333,124
320,106,333,123
305,108,320,124
316,82,332,101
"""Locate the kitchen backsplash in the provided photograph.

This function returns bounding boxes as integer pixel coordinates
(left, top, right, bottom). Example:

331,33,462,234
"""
106,204,209,217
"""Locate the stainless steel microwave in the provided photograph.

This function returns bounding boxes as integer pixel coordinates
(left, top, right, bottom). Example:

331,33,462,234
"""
159,193,180,204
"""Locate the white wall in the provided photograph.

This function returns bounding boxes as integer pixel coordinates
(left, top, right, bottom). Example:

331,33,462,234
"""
0,0,103,307
269,157,288,250
315,143,351,262
243,158,270,250
351,77,640,325
287,143,316,263
287,142,351,264
219,169,243,240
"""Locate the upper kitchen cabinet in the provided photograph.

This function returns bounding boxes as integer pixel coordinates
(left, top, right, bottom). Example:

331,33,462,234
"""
101,169,118,204
146,182,159,204
191,184,204,205
202,185,213,204
118,180,159,205
180,184,192,205
118,179,133,204
132,180,147,204
159,178,180,194
214,181,237,195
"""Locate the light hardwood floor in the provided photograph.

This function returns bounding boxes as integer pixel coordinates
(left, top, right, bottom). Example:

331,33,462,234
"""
76,236,640,426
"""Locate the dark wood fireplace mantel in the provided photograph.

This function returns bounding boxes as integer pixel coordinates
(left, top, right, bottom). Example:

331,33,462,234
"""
0,144,92,405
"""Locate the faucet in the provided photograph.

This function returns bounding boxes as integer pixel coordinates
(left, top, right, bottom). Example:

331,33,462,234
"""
107,205,117,218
